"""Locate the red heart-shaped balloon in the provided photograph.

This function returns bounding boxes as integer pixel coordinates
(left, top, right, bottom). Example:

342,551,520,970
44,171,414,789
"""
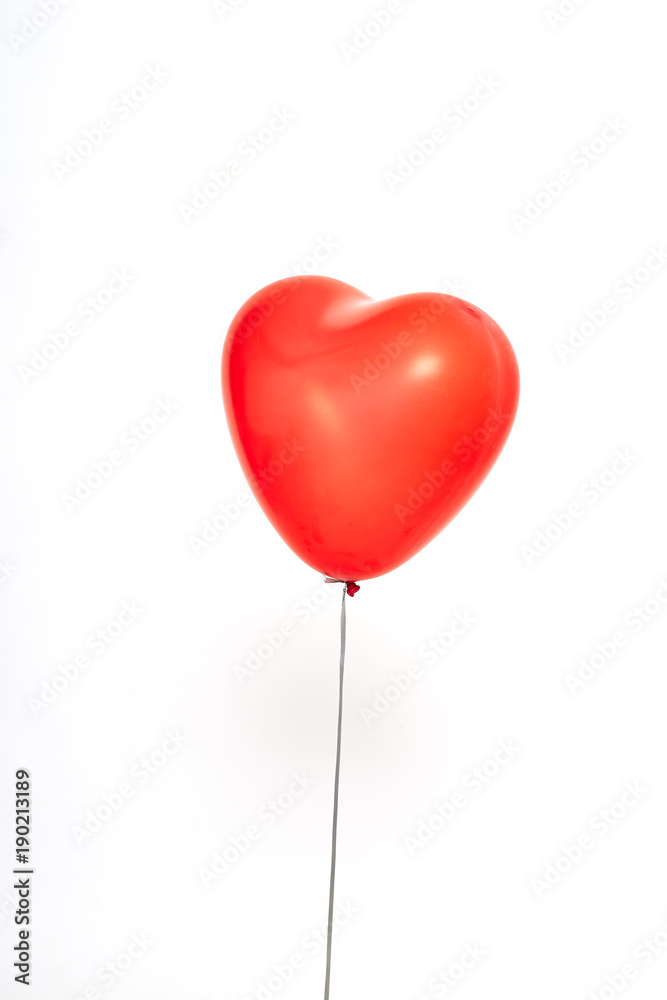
222,276,519,581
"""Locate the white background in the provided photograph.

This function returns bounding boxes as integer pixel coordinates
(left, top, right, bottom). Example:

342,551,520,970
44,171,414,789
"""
1,0,667,998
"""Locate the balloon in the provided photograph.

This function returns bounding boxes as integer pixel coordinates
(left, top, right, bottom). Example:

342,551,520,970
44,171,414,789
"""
222,276,519,581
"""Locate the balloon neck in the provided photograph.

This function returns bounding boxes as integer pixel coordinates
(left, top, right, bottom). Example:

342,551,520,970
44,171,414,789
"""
324,577,360,597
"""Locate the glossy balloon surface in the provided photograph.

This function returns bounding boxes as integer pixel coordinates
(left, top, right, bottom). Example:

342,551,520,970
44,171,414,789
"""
222,276,519,581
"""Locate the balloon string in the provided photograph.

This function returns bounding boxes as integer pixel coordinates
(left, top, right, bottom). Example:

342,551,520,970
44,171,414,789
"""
322,579,357,1000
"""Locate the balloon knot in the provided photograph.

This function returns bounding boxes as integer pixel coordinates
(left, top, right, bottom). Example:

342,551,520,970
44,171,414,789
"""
324,576,360,596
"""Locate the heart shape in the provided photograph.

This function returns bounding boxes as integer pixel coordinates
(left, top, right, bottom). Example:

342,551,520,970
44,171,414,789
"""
222,276,519,581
